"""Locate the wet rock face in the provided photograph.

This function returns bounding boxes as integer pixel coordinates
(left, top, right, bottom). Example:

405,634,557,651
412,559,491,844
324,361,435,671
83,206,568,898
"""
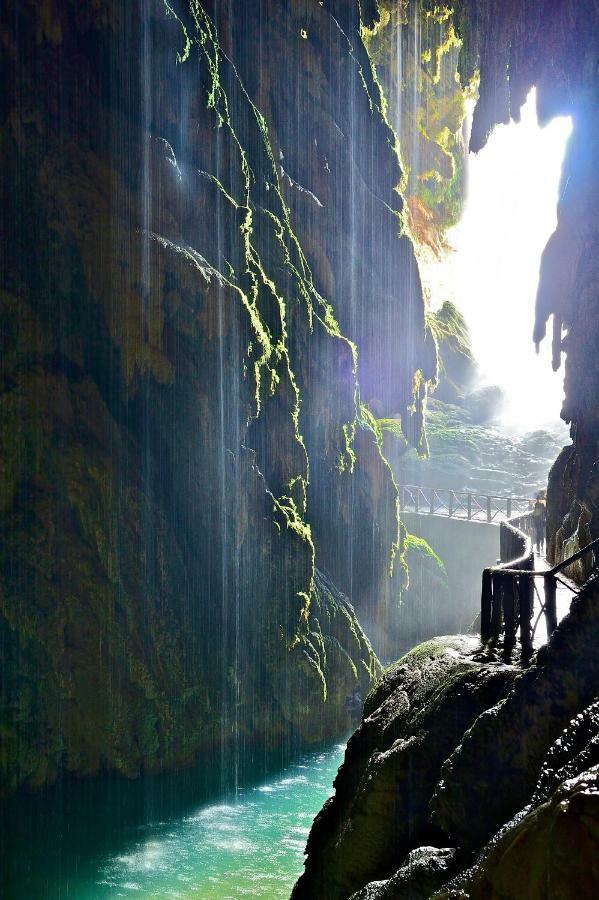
0,0,432,794
295,579,599,899
542,111,599,576
436,705,599,898
459,768,599,900
385,534,451,656
533,700,599,805
350,847,457,900
427,302,477,407
292,636,517,899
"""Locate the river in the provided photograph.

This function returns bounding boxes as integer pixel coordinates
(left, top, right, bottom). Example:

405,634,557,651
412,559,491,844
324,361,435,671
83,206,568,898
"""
1,743,345,899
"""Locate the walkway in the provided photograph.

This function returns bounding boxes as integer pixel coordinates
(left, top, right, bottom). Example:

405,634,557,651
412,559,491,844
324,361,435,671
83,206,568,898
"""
532,550,578,647
399,485,534,524
403,483,585,654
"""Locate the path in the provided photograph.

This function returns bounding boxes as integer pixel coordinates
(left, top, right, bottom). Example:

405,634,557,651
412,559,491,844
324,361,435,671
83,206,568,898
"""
532,550,578,647
401,483,581,651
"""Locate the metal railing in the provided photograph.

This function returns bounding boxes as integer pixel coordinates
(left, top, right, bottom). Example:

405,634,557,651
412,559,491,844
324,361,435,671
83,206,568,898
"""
480,513,599,660
399,485,535,523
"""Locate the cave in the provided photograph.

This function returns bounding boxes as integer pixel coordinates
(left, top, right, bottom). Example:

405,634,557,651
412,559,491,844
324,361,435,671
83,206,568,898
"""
1,1,598,898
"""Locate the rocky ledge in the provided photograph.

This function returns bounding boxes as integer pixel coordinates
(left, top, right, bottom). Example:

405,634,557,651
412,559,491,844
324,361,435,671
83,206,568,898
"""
293,575,599,899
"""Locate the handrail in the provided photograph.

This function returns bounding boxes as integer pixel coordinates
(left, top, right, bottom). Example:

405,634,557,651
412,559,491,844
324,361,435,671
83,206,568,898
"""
549,536,599,575
399,484,535,524
498,518,533,571
401,485,534,504
480,519,598,660
491,537,599,578
480,514,535,658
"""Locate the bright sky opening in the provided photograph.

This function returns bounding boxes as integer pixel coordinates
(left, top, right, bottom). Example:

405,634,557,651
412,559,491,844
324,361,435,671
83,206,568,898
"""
428,88,573,433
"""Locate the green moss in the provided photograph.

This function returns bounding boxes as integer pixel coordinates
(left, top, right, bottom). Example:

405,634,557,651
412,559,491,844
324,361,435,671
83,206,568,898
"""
362,1,473,243
378,417,409,447
423,398,482,461
161,1,395,696
427,300,473,359
405,532,447,574
400,635,467,663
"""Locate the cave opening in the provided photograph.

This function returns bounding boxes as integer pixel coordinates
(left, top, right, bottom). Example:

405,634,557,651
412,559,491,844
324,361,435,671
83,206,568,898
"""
424,88,573,434
382,91,576,666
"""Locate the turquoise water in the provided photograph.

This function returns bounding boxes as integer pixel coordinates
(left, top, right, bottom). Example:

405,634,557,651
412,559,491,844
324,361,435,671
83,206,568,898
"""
1,743,345,899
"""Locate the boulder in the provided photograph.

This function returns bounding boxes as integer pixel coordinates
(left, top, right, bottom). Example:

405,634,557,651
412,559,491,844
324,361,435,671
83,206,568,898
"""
292,636,516,899
350,847,457,900
454,768,599,900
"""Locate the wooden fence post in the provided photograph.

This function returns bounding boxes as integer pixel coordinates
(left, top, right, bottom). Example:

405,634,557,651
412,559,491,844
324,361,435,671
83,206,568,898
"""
518,572,533,658
544,573,558,637
490,572,503,639
481,568,493,641
502,576,517,657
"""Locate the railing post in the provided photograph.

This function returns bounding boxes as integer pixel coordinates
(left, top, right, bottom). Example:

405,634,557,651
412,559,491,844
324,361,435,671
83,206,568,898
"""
429,490,434,515
490,572,503,639
544,573,558,638
481,568,493,641
487,496,492,523
507,497,512,519
519,572,533,659
467,492,472,520
502,575,517,658
415,489,419,514
448,491,453,517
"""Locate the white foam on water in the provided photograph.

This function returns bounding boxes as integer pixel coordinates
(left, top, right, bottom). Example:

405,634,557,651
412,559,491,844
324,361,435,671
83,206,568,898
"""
93,742,346,899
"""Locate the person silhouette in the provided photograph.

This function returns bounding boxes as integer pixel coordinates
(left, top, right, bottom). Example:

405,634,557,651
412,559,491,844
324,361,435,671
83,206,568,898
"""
533,492,547,554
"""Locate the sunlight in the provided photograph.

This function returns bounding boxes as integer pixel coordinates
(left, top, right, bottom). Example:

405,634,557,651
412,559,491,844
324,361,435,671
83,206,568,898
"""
432,89,573,432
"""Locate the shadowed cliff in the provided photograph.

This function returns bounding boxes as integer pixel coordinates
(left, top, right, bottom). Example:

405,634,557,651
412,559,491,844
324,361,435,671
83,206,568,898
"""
0,0,435,795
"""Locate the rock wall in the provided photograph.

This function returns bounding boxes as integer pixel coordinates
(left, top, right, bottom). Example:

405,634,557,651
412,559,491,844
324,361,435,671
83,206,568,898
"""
0,0,433,795
363,3,471,251
293,576,599,899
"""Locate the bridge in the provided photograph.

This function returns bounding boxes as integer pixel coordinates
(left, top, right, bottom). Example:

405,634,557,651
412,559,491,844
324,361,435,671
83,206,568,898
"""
399,484,535,523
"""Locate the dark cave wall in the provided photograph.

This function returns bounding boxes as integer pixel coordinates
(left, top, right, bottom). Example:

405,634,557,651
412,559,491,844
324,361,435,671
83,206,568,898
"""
0,0,432,794
542,110,599,577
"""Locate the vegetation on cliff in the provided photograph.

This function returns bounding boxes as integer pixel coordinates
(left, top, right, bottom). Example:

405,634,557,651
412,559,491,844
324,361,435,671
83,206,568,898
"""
363,1,474,250
0,0,438,795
